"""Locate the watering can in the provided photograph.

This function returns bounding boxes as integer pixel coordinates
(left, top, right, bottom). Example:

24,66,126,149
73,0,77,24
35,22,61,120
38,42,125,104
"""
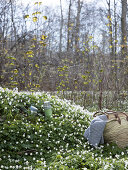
43,101,52,120
30,105,38,114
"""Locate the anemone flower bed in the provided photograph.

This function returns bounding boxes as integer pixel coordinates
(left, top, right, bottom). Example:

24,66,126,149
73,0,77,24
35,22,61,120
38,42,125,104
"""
0,87,128,170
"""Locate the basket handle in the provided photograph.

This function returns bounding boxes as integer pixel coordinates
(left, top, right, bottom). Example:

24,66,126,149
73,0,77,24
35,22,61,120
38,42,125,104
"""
114,113,121,124
93,111,128,124
122,112,128,121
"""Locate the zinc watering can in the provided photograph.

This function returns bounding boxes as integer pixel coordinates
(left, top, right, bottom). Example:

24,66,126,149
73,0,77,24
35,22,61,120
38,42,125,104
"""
30,105,38,114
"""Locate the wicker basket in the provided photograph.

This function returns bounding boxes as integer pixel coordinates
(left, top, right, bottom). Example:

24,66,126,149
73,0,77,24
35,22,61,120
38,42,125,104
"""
94,111,128,148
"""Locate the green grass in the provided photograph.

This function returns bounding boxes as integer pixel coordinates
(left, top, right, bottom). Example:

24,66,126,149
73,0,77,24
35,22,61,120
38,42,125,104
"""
0,87,128,169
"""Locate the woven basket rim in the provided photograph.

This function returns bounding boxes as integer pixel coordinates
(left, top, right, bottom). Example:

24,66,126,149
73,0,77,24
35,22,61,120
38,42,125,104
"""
93,110,128,124
93,110,128,117
107,117,128,122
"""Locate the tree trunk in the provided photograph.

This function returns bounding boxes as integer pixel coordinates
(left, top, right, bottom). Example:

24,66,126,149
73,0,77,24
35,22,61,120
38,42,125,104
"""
75,0,82,62
114,0,117,57
121,0,127,57
10,0,17,43
67,0,72,52
107,0,114,57
59,0,63,57
121,0,127,90
114,0,118,90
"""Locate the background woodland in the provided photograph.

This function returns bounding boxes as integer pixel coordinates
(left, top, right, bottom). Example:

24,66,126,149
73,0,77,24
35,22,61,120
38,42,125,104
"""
0,0,128,109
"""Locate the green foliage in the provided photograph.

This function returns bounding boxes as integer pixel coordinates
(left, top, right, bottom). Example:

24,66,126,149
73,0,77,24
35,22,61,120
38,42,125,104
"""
57,64,70,92
0,87,128,169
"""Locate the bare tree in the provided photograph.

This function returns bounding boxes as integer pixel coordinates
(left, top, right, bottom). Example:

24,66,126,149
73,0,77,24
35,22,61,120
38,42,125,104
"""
106,0,114,57
59,0,64,57
75,0,83,62
121,0,127,57
67,0,72,52
114,0,117,57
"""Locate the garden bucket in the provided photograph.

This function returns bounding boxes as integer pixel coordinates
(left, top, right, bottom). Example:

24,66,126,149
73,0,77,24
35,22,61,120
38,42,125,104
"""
94,111,128,148
43,101,52,120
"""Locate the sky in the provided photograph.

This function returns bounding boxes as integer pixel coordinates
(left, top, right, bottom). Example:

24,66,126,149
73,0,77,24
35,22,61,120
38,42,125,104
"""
18,0,94,7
